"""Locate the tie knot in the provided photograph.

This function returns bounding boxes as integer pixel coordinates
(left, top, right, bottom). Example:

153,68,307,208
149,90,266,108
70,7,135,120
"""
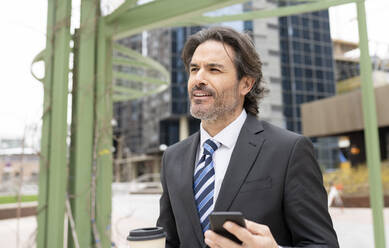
203,139,220,156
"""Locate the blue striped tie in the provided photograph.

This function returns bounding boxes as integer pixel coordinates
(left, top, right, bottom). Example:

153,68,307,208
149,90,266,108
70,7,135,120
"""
193,139,220,233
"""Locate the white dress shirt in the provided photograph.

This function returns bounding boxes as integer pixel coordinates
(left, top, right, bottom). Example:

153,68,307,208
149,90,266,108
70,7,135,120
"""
196,109,247,208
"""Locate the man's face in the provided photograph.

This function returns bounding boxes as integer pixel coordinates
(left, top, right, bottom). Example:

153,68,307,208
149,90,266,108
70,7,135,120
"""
188,40,247,121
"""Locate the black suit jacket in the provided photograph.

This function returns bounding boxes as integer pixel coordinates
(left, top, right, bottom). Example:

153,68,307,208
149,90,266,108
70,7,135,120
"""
157,114,339,248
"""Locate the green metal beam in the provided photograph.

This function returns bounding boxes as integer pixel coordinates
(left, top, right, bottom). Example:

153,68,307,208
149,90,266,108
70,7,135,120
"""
113,57,155,70
95,19,113,248
173,0,359,26
37,0,56,247
106,0,249,39
68,0,99,247
45,0,72,247
113,86,167,102
113,43,170,80
31,50,46,82
114,72,168,86
356,1,386,247
104,0,138,23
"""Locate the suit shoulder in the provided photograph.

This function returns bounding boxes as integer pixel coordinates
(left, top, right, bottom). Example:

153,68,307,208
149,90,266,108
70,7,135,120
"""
260,120,306,145
164,132,199,155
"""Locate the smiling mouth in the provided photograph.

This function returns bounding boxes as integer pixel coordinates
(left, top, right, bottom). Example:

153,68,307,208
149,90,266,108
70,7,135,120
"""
193,93,212,97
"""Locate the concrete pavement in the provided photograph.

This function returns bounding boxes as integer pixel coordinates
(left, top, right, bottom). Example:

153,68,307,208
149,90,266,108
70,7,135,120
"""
1,193,389,247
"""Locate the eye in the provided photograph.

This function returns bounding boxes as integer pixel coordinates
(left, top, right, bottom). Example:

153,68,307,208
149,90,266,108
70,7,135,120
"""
210,68,220,72
190,67,199,72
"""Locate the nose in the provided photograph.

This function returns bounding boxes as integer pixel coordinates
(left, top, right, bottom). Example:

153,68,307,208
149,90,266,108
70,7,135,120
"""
193,68,208,86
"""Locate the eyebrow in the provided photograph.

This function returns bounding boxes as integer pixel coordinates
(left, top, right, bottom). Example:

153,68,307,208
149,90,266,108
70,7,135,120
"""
189,63,225,69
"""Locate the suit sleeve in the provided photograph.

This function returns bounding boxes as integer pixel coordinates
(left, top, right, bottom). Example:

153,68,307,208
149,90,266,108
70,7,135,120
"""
156,152,180,248
282,136,339,248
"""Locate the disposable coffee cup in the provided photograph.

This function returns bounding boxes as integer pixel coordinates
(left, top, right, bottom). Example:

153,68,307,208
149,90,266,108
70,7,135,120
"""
127,227,166,248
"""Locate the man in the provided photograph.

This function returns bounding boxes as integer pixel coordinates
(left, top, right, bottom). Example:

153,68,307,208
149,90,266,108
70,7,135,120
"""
157,26,339,248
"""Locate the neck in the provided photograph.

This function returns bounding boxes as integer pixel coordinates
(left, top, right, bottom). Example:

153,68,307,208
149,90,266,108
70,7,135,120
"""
202,108,243,137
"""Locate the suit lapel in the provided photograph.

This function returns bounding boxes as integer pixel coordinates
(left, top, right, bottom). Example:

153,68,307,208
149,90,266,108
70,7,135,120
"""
179,132,206,247
215,115,265,211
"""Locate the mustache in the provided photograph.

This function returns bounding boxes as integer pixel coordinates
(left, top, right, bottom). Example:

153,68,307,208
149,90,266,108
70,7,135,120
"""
190,85,215,96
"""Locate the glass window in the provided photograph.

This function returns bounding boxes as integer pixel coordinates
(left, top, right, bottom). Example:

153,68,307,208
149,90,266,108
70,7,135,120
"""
282,54,289,63
323,33,331,42
244,21,253,32
324,46,332,55
303,30,310,40
292,16,299,25
292,28,300,38
292,41,301,51
280,27,288,36
314,32,321,41
283,93,292,105
282,79,291,91
306,81,314,91
283,106,292,117
282,66,290,77
305,69,313,78
293,54,302,64
314,45,321,54
296,107,301,117
296,94,304,104
302,18,309,27
313,20,320,29
287,121,294,131
325,59,333,67
280,17,287,26
303,43,311,53
296,121,302,133
281,40,288,50
316,70,324,79
294,68,303,78
307,94,315,102
296,80,303,90
317,83,324,92
172,101,187,114
315,57,322,66
304,55,312,65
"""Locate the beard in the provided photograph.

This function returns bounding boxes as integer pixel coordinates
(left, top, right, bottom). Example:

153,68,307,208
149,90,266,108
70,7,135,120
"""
189,84,240,121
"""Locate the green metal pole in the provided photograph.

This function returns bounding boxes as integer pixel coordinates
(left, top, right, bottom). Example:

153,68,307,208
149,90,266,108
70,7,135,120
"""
95,19,113,248
45,0,72,247
68,0,99,247
37,0,56,247
356,1,386,247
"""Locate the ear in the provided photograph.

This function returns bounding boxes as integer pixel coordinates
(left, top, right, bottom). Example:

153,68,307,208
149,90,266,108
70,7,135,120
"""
240,76,255,96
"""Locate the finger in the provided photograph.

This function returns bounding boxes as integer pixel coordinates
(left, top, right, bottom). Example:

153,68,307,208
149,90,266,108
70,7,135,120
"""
204,231,222,248
205,228,242,248
245,220,271,236
223,221,252,244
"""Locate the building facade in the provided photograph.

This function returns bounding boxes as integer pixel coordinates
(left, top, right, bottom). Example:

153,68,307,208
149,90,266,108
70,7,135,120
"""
278,6,338,168
114,1,340,178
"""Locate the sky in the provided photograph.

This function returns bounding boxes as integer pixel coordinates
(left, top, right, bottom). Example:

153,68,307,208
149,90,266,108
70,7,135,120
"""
0,0,388,144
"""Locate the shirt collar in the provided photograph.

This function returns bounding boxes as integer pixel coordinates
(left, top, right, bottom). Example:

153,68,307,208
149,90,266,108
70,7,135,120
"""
200,109,247,149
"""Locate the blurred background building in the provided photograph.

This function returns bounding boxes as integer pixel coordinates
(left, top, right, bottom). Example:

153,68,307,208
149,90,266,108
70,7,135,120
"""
302,39,389,168
112,0,345,181
0,138,39,194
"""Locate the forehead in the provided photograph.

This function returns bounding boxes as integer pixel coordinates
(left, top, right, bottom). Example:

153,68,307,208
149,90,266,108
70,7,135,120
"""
191,40,235,66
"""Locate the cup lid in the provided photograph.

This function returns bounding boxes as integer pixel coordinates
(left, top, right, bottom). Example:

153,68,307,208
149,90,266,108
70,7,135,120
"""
127,227,166,241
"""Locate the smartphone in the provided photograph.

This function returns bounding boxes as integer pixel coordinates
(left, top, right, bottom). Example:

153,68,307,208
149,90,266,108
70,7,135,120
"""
209,211,246,244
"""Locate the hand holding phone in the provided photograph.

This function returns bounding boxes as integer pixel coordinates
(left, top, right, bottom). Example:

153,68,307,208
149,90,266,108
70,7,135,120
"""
209,211,246,244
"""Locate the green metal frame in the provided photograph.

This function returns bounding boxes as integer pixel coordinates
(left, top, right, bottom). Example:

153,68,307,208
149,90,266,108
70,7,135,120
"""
45,0,72,247
34,0,385,247
68,0,98,247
